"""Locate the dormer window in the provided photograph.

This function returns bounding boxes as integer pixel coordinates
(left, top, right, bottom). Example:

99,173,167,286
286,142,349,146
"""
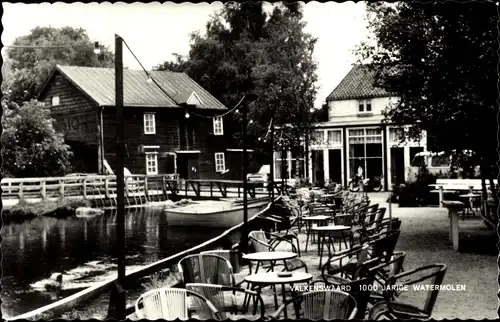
144,113,156,135
358,99,372,112
213,116,223,135
52,96,60,106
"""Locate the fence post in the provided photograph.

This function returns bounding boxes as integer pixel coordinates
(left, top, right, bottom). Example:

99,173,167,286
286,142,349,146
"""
83,179,87,199
105,178,110,198
19,182,24,200
144,176,149,197
41,180,46,199
438,185,444,208
59,180,65,198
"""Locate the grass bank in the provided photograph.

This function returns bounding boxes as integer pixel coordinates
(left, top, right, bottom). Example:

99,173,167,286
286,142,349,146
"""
3,198,91,222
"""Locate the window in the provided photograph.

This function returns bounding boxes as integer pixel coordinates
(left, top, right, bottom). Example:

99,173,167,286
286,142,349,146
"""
358,99,372,112
213,116,223,135
214,152,225,172
389,128,405,143
144,113,156,135
52,96,60,106
327,130,342,145
313,131,324,144
146,153,158,175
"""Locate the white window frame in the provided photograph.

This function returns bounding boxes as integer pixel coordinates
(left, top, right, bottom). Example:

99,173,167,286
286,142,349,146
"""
214,152,226,172
145,152,158,175
143,113,156,135
358,99,372,112
213,116,224,135
52,96,60,106
327,129,342,145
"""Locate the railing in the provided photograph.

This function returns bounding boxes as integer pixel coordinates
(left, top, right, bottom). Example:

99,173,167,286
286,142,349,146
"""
8,197,280,321
1,175,287,203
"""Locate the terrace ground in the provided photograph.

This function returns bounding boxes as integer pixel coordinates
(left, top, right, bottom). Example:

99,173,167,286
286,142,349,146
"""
226,193,498,320
76,193,498,320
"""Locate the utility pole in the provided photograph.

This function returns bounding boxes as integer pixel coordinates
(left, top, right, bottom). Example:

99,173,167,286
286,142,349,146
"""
270,119,275,203
108,34,126,319
240,98,249,258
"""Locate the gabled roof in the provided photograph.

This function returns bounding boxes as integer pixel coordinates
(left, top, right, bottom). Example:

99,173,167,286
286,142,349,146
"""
326,64,392,101
41,65,227,110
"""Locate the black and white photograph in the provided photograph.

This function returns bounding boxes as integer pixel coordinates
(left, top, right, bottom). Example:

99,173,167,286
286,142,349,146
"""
1,1,497,320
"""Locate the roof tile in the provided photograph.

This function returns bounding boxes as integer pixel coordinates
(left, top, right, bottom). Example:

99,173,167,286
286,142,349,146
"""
326,64,391,101
55,65,226,110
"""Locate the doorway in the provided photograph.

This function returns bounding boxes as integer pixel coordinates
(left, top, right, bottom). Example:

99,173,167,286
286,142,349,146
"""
390,147,405,185
328,149,342,184
176,153,200,179
312,150,324,187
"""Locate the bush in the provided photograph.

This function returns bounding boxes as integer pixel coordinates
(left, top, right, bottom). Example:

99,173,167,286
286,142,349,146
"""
2,100,73,178
394,165,437,207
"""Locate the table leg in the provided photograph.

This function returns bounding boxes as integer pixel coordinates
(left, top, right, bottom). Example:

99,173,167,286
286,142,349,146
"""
282,284,288,319
342,231,349,249
305,222,311,252
318,232,325,268
290,283,301,318
449,209,460,251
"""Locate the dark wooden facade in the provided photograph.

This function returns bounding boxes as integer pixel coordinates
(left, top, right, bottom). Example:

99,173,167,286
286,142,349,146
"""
38,69,236,179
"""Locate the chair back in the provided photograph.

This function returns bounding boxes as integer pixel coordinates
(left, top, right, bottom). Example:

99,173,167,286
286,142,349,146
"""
200,249,240,273
186,283,266,319
178,254,234,287
363,229,400,263
374,207,387,222
248,230,271,253
384,264,447,317
301,290,358,320
344,277,375,319
322,244,370,281
135,287,221,320
365,204,381,224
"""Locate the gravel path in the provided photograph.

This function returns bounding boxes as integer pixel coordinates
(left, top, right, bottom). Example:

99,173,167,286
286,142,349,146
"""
368,193,498,319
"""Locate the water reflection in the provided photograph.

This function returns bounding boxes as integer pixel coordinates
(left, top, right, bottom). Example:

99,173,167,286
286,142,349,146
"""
1,207,225,318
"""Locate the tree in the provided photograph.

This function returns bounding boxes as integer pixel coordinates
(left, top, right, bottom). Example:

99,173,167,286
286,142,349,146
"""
155,3,319,177
3,26,114,107
2,100,73,178
357,2,497,222
2,26,114,177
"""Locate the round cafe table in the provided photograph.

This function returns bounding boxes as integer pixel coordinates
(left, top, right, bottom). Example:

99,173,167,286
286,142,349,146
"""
245,271,313,318
312,225,351,268
302,215,333,252
243,251,297,274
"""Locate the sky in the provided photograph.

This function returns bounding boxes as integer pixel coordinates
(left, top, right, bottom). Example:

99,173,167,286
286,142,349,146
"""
2,2,371,108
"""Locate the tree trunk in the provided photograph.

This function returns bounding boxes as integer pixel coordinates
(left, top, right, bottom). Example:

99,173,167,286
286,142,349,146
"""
479,158,488,217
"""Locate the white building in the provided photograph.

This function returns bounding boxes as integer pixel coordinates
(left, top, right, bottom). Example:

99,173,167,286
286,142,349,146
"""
273,64,427,190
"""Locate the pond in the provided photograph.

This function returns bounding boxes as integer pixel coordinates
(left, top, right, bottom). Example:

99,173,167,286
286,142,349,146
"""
1,206,226,318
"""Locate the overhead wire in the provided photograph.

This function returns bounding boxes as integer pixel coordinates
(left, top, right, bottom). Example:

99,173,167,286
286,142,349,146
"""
121,37,244,119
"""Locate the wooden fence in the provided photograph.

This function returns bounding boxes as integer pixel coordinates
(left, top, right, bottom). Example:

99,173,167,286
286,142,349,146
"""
1,175,289,206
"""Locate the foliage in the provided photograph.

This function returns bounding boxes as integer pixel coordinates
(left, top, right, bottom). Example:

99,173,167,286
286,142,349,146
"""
2,100,74,177
356,2,497,180
3,197,90,221
155,3,319,163
3,26,114,106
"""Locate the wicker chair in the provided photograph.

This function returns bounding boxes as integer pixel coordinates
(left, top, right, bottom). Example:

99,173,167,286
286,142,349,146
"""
200,249,240,274
247,230,308,273
321,244,371,283
309,277,376,320
367,251,407,304
369,264,447,320
186,283,267,320
178,254,235,287
271,290,358,320
134,287,222,320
